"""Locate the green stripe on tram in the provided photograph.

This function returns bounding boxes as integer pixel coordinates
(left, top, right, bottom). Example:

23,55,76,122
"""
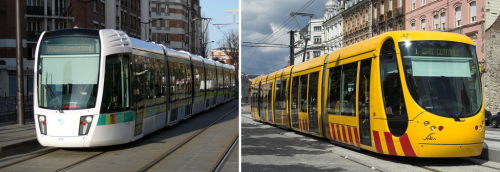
97,111,136,126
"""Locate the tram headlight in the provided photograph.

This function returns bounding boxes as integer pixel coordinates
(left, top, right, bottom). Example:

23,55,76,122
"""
38,115,47,135
430,126,435,131
424,121,430,126
79,116,93,135
85,116,93,123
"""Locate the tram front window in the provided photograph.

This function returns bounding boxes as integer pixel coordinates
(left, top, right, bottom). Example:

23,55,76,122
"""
399,41,482,119
37,37,100,110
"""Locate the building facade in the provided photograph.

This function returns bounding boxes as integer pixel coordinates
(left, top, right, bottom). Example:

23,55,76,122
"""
341,0,372,47
372,0,406,36
148,0,202,53
405,0,485,66
322,0,344,55
294,18,325,64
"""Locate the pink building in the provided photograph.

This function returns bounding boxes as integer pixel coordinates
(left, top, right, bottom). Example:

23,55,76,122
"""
405,0,485,63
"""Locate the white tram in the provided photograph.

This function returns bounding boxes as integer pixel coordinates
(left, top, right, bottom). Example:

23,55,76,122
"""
34,29,235,147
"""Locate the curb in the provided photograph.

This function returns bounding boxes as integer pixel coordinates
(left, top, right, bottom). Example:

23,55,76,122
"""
476,147,500,163
0,138,41,159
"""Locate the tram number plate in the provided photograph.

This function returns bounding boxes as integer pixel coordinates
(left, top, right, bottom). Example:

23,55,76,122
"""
59,137,64,141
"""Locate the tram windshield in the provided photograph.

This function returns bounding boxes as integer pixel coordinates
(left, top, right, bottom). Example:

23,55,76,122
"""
399,41,482,119
37,37,100,110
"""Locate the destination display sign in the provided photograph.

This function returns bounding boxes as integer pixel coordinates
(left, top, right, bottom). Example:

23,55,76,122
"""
399,41,472,57
41,44,97,55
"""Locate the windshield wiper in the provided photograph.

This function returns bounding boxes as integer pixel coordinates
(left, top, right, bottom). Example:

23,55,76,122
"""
427,79,459,121
44,85,64,113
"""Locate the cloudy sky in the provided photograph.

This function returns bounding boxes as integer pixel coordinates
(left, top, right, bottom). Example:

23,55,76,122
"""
241,0,331,75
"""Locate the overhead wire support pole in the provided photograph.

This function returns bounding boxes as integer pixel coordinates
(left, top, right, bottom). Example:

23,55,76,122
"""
16,0,24,125
289,30,295,66
288,12,315,64
225,10,239,25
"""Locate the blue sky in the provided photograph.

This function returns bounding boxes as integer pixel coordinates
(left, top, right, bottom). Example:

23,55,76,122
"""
200,0,239,50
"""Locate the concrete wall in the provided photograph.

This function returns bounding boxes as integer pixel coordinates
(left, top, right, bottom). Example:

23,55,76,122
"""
484,15,500,113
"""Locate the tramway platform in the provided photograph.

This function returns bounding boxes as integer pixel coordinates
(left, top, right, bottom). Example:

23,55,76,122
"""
241,105,500,163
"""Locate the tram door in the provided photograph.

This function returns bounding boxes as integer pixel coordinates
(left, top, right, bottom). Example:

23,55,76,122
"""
290,76,300,129
133,55,145,136
267,81,273,123
308,72,320,134
357,59,372,146
257,81,262,119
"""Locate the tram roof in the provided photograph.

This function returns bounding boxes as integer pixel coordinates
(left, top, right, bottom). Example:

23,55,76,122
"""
325,31,475,64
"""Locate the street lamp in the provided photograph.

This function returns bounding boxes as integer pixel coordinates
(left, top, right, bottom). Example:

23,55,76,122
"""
76,0,95,28
140,18,163,41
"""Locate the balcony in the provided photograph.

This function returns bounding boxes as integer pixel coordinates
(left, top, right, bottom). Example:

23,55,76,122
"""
396,7,403,16
55,8,71,16
27,33,40,42
372,19,377,26
27,6,44,15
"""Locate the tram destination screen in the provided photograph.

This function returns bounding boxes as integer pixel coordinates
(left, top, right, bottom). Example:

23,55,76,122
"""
40,37,100,55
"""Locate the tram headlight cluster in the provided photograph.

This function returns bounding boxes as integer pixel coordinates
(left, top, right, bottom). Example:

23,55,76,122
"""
79,116,93,135
38,115,47,135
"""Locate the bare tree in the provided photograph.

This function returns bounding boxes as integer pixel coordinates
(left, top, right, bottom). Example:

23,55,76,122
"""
217,29,239,67
200,13,211,58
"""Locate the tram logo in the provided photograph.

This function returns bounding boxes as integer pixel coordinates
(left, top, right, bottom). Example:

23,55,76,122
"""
58,118,64,125
423,133,436,140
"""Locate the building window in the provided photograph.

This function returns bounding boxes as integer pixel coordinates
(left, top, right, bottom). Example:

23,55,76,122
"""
313,51,321,57
165,34,169,42
314,36,322,44
470,1,476,23
421,0,425,6
165,5,169,15
412,0,415,10
411,23,415,30
472,38,476,45
434,15,439,30
156,19,160,29
456,7,461,27
101,3,104,14
421,19,425,30
156,4,160,14
314,26,321,31
156,33,161,42
93,1,96,12
389,0,392,10
164,19,169,30
441,13,446,30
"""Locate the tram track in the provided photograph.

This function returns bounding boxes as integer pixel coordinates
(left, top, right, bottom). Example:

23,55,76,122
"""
213,136,239,172
138,106,238,172
241,113,500,172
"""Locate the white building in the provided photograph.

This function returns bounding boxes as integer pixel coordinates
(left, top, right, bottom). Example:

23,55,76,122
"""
293,0,341,64
293,17,325,64
322,0,343,54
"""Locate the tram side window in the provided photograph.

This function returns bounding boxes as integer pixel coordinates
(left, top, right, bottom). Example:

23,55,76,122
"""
299,75,308,112
291,76,299,111
274,79,281,110
358,59,372,118
101,54,131,113
308,72,319,114
380,53,407,118
281,79,288,109
327,67,342,115
135,56,146,110
168,61,177,105
341,63,358,116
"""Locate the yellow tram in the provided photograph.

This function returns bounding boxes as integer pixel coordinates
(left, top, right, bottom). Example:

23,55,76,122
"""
250,31,485,157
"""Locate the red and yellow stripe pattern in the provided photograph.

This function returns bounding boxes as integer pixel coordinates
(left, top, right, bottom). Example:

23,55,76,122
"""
326,123,417,157
299,119,309,132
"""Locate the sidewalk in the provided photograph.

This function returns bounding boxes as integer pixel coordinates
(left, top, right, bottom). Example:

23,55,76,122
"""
0,121,39,159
